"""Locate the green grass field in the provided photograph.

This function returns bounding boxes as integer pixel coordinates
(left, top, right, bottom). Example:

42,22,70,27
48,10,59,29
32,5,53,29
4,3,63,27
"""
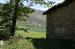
0,20,46,49
16,30,46,38
0,28,46,49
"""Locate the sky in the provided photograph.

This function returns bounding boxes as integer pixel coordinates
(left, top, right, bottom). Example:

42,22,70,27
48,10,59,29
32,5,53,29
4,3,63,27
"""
0,0,65,11
23,0,65,11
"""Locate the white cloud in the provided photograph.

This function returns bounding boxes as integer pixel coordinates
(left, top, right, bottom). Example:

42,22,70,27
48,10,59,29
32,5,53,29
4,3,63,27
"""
30,0,65,11
0,0,65,11
0,0,9,3
49,0,65,3
30,4,48,11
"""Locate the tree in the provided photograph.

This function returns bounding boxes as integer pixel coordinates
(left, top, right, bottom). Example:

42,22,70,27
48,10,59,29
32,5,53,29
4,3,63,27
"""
10,0,34,36
9,0,55,36
0,3,12,39
0,0,55,37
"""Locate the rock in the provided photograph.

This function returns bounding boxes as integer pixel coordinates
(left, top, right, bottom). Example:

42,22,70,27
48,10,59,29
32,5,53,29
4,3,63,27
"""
0,40,5,46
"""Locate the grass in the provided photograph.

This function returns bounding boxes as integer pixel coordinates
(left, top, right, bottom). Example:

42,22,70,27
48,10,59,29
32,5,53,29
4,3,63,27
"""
0,20,46,49
15,30,46,38
16,25,46,33
0,30,46,49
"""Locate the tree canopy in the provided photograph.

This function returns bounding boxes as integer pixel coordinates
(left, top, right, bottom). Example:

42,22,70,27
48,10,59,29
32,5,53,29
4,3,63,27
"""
0,0,54,39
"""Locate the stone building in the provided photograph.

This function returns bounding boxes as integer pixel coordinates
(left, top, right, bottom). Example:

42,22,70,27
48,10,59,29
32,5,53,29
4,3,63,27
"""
43,0,75,39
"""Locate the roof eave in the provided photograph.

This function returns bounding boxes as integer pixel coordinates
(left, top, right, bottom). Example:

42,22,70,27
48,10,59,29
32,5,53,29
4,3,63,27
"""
43,0,72,15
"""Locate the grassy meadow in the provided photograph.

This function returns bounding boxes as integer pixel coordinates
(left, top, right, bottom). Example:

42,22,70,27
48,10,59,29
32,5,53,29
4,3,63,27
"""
0,19,46,49
0,30,46,49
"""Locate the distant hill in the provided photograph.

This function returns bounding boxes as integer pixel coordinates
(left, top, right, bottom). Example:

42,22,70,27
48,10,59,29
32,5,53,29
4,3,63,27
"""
28,10,46,27
17,10,46,27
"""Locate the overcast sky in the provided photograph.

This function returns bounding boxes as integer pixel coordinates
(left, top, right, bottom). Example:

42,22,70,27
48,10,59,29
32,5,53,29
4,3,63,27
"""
0,0,65,11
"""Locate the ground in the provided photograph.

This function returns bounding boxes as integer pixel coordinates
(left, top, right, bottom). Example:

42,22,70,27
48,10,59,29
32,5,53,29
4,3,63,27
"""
0,27,46,49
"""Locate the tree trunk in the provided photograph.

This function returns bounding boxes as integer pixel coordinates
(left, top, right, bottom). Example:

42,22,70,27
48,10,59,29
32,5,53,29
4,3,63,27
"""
10,0,19,36
10,16,17,36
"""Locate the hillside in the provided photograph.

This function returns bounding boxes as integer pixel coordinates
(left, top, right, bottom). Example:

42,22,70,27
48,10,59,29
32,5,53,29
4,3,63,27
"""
16,10,46,33
27,10,46,27
17,10,46,27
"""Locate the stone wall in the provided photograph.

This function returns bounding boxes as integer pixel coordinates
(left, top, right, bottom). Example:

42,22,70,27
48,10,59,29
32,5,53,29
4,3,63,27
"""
46,1,75,40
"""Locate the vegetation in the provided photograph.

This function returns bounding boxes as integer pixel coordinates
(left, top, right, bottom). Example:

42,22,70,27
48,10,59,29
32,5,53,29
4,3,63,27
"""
0,30,46,49
0,0,54,37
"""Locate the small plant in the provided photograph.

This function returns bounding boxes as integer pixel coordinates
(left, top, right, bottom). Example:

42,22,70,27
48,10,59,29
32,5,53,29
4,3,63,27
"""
0,30,10,40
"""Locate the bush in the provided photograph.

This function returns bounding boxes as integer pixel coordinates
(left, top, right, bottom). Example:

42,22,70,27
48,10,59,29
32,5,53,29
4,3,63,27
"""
0,22,11,40
0,30,10,40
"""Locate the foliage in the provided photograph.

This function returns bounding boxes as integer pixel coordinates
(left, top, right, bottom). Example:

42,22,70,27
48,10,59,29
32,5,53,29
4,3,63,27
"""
0,31,45,49
0,3,11,39
0,0,54,39
0,0,35,37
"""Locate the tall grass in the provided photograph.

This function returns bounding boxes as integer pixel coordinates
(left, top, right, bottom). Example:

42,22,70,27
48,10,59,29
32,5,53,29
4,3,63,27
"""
0,30,46,49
